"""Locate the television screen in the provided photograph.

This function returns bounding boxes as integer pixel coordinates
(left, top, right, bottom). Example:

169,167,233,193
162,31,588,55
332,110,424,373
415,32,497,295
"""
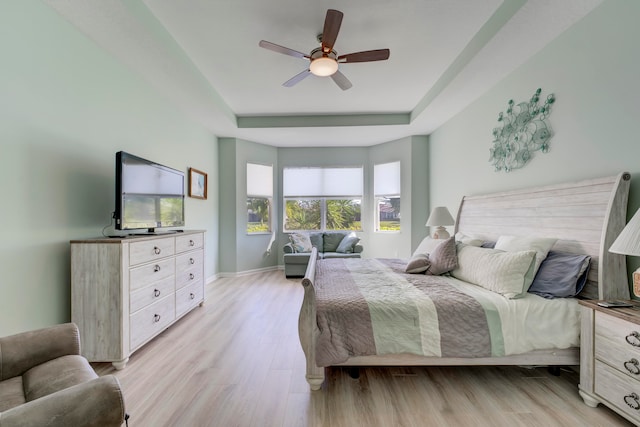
115,151,185,232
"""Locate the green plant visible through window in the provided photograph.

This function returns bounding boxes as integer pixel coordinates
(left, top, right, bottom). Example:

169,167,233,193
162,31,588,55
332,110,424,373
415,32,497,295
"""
284,198,361,231
247,197,271,233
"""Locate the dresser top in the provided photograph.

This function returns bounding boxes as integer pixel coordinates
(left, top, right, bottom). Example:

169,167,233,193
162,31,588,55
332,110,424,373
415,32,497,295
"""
71,229,205,244
579,299,640,325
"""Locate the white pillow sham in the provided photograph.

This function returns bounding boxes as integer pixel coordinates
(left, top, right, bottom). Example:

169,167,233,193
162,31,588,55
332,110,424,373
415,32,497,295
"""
454,232,485,247
451,244,536,299
494,235,557,280
412,237,445,257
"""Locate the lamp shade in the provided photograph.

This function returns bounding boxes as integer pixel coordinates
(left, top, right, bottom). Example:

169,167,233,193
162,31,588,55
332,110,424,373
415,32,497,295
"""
610,208,640,256
426,207,455,227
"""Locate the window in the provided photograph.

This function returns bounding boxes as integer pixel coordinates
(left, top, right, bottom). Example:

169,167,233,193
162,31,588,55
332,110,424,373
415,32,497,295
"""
374,161,401,232
247,163,272,233
283,167,363,231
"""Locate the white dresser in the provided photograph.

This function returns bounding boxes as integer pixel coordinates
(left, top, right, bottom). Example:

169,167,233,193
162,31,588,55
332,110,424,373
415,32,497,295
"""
71,231,205,369
579,300,640,424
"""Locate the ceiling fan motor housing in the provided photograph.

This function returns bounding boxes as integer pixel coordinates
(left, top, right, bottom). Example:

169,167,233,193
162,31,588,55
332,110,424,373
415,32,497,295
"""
309,48,338,76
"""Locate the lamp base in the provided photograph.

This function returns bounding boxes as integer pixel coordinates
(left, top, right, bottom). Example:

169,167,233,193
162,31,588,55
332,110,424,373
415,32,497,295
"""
432,226,450,239
633,268,640,298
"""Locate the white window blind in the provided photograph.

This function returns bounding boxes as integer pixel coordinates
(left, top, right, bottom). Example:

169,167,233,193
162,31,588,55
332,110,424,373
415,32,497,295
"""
374,161,400,196
283,167,363,197
247,163,273,197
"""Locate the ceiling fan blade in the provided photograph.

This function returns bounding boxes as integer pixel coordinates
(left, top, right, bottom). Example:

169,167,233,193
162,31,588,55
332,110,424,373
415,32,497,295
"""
283,69,312,87
330,70,352,91
338,49,390,63
259,40,308,59
321,9,343,52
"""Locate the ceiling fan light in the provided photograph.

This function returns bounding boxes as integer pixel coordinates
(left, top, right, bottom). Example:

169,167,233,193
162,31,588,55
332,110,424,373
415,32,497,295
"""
309,57,338,77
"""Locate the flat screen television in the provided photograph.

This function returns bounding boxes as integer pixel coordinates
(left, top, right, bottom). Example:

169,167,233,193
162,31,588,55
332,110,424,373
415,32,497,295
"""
115,151,185,232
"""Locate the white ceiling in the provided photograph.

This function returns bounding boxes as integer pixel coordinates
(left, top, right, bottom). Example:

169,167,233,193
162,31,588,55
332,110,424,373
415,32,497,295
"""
44,0,603,147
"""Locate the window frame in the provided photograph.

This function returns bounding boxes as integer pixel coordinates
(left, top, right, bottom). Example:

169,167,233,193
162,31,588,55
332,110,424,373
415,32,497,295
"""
374,161,401,233
246,163,273,235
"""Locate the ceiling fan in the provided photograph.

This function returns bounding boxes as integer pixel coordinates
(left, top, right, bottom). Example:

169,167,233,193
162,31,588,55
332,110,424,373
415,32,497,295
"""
259,9,390,90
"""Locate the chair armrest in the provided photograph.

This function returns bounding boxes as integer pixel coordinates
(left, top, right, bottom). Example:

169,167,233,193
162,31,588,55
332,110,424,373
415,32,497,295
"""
283,242,295,253
353,244,364,254
0,323,80,380
0,375,125,427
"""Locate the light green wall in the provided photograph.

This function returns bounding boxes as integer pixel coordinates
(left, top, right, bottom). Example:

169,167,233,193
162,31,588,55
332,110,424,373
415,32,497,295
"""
429,0,640,286
0,1,218,336
218,138,278,275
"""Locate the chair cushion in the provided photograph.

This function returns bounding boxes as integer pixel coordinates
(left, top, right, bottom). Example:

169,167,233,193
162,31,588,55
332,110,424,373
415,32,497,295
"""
0,376,26,411
22,355,98,402
322,252,361,259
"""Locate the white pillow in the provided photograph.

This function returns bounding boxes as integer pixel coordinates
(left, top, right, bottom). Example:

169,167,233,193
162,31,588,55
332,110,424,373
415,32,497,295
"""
494,235,557,280
412,237,444,257
454,232,485,247
451,244,537,299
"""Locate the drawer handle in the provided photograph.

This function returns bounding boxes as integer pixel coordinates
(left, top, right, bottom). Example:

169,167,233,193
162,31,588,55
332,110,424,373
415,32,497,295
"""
154,246,161,255
626,331,640,347
625,358,640,375
153,314,161,323
625,393,640,411
154,265,161,272
190,292,195,300
189,273,195,280
190,257,195,265
189,239,195,246
154,289,161,298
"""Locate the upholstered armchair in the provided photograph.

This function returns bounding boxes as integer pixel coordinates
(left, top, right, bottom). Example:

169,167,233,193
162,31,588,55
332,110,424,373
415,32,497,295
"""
0,323,125,427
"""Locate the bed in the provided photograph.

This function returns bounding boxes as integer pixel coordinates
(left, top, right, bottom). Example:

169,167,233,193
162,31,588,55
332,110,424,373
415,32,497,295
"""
298,172,631,390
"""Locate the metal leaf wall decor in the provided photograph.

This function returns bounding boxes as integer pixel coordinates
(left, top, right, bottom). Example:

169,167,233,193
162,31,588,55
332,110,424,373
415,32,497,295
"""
489,88,555,172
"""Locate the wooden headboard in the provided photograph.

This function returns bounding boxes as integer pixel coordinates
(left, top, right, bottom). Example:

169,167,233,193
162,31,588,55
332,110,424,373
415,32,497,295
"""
454,172,631,300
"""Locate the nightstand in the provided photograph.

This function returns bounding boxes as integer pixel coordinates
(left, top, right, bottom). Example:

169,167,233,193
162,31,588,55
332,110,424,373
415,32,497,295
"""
579,300,640,424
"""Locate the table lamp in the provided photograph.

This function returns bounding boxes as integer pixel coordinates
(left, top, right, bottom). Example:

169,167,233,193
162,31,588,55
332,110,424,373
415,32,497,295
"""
426,206,455,239
609,207,640,297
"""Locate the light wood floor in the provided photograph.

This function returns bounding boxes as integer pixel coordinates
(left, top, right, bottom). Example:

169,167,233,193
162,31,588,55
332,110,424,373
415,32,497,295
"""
94,270,633,427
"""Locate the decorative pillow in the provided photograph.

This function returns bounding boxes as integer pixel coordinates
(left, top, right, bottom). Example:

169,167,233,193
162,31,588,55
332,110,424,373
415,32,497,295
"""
528,251,591,298
454,232,485,247
289,232,312,253
323,232,347,252
405,253,431,273
494,235,557,288
425,236,457,275
451,244,537,299
412,237,445,257
336,234,360,253
406,237,457,275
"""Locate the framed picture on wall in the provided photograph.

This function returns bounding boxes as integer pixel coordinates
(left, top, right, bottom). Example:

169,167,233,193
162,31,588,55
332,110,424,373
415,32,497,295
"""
189,168,207,199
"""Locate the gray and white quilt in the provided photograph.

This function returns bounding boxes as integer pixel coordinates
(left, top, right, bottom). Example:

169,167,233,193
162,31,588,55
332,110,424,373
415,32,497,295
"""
313,258,579,367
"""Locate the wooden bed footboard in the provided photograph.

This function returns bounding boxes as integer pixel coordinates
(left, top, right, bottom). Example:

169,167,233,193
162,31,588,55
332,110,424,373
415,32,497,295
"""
299,247,324,390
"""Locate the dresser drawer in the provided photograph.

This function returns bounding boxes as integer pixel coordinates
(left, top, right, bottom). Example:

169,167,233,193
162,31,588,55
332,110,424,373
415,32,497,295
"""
595,360,640,424
176,233,203,253
130,276,174,313
129,237,175,266
176,263,203,291
129,258,175,292
130,295,175,350
176,280,203,318
176,250,203,274
595,311,640,378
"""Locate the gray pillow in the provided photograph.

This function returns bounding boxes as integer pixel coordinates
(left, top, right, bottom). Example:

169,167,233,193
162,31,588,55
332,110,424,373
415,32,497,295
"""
324,232,348,252
425,236,457,275
528,251,591,298
405,253,431,273
336,235,360,253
